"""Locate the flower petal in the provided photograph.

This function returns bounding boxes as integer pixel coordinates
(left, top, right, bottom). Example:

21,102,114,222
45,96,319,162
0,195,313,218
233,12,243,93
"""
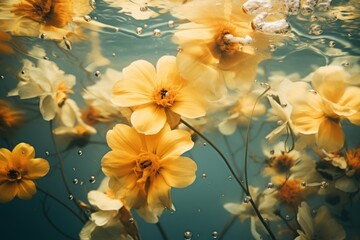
316,119,344,152
25,158,50,179
218,118,238,135
101,151,136,178
88,191,123,211
314,206,346,240
90,211,115,226
297,202,314,238
17,179,36,200
160,156,197,188
11,143,35,167
148,174,172,210
106,124,142,155
291,100,325,134
0,182,17,203
40,95,57,121
131,104,166,135
0,148,11,167
156,129,194,159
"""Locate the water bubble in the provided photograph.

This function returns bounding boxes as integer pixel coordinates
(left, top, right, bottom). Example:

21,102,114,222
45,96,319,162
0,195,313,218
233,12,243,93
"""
73,178,79,184
63,37,72,50
140,6,148,12
153,29,161,36
43,56,49,60
221,194,225,197
177,47,183,53
83,15,91,22
21,70,25,74
267,182,274,189
285,214,290,220
268,44,277,52
68,194,74,200
277,120,283,125
135,27,143,35
270,149,275,155
40,33,46,39
348,33,352,38
114,27,120,32
309,89,317,94
243,196,251,203
211,231,219,238
89,176,96,183
342,61,350,67
264,218,269,224
320,181,328,189
312,209,317,215
201,173,207,179
228,176,232,180
89,0,96,9
168,20,175,27
197,208,201,213
143,24,148,28
0,75,4,79
301,181,307,187
72,168,76,171
129,218,135,224
95,70,101,77
184,231,192,239
203,142,207,146
329,41,336,48
309,24,323,35
45,151,50,156
112,52,116,56
78,150,83,155
281,103,288,108
319,38,326,44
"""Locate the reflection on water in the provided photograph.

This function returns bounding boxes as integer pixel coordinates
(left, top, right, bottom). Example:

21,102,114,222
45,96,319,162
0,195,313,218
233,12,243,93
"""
0,0,359,239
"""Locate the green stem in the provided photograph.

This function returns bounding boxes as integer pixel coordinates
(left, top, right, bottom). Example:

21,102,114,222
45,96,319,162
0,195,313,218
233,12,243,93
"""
156,222,169,240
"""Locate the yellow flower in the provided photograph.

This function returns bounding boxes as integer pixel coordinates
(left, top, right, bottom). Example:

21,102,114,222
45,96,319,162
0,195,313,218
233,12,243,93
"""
273,176,307,206
288,66,360,152
0,99,24,136
112,55,207,135
0,31,13,54
0,143,50,203
172,0,286,99
101,123,197,223
346,148,360,173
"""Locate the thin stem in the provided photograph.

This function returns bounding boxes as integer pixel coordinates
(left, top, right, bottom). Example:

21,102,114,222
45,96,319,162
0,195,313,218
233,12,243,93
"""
156,222,169,240
49,120,86,222
277,212,298,236
218,215,238,240
180,119,276,240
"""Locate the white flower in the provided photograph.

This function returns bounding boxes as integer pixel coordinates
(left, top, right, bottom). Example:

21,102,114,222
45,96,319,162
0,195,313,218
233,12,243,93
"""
9,59,75,121
296,202,346,240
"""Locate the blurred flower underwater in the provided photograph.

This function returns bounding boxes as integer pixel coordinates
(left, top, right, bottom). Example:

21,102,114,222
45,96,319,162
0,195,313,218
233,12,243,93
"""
0,0,359,239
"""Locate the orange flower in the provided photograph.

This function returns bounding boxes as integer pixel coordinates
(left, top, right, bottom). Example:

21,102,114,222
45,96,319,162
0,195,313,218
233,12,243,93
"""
0,99,24,136
0,143,50,203
101,123,197,222
112,55,207,135
347,148,360,173
0,31,13,54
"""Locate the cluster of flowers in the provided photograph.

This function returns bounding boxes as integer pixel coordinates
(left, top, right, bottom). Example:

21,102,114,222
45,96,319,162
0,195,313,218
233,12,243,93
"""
0,0,359,240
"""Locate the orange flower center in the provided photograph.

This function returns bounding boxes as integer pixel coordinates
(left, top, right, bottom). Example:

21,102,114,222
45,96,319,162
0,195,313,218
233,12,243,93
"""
153,88,177,108
56,81,73,107
347,148,360,172
269,153,295,174
0,100,23,133
81,107,99,126
11,0,73,28
216,23,240,55
135,152,160,193
7,169,21,181
277,179,303,205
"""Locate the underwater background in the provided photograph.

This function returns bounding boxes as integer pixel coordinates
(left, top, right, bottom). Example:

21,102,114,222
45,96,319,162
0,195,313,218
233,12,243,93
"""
0,0,360,239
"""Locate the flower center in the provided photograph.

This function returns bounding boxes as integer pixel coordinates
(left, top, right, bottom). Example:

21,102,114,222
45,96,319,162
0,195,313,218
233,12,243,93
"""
269,152,295,174
277,179,303,205
215,23,248,55
134,152,160,193
153,88,177,108
7,169,21,181
56,81,73,107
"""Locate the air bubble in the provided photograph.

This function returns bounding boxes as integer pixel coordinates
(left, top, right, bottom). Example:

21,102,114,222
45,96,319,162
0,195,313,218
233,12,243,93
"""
177,47,183,53
0,75,4,79
21,70,25,74
342,62,350,67
143,24,148,28
309,89,317,94
269,44,277,52
203,142,207,146
129,218,135,223
140,6,148,12
267,182,274,189
78,150,83,155
45,151,50,156
243,196,251,203
228,176,232,180
153,29,161,36
83,15,91,22
168,20,175,27
95,71,101,77
309,24,323,35
329,41,336,47
89,176,96,183
277,120,283,125
136,27,143,35
73,178,79,184
211,231,219,238
40,33,46,39
43,56,49,60
201,173,207,179
281,103,288,108
301,181,307,187
184,231,192,239
285,214,290,220
69,194,74,200
320,181,328,189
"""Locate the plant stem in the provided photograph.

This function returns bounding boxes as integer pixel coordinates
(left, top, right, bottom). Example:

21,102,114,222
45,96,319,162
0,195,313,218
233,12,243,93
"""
156,222,169,240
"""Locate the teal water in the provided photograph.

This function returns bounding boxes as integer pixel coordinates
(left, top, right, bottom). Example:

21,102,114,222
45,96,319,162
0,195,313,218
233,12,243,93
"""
0,0,360,239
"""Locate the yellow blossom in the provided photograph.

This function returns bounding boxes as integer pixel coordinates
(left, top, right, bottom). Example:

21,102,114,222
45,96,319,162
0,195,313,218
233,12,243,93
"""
0,143,50,203
112,55,207,135
101,123,197,223
0,99,24,136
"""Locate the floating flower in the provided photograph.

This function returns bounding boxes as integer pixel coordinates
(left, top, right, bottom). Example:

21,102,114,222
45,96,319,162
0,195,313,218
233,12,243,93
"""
79,177,140,240
296,202,346,240
0,143,50,203
272,176,310,206
112,56,207,135
172,0,286,99
224,186,278,239
8,59,76,122
288,65,360,152
101,123,197,223
0,99,24,136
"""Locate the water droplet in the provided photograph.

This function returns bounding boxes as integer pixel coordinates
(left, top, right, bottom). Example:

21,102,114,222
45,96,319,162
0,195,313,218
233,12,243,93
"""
197,208,201,213
80,181,84,185
243,196,251,203
301,181,307,187
201,173,207,179
129,218,135,223
136,27,143,35
21,70,25,74
228,176,232,180
309,89,317,94
270,149,275,155
168,20,175,27
285,214,290,220
114,27,120,32
78,150,83,155
140,6,148,12
220,194,225,197
153,29,161,36
268,44,277,52
112,52,116,56
83,15,91,22
309,24,323,35
342,61,350,67
95,71,101,77
43,56,49,60
72,168,76,171
211,231,219,238
0,75,4,79
143,24,148,28
73,178,79,184
89,176,96,183
348,33,352,38
312,209,317,215
89,0,96,9
203,142,207,146
184,231,192,239
68,194,74,200
329,41,336,48
45,151,50,156
277,120,284,125
40,33,46,39
177,47,183,53
320,181,328,189
267,182,274,189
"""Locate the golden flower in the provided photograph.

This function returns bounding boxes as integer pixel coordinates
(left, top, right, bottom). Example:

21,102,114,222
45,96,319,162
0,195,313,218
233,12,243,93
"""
101,123,197,223
0,143,50,203
172,0,286,99
288,66,360,152
0,0,93,40
112,56,207,135
0,99,24,136
273,176,307,206
346,148,360,173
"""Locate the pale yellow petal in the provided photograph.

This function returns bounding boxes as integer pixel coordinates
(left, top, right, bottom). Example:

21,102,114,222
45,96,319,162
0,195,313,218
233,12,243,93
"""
101,151,136,178
316,119,344,152
17,179,36,200
0,182,17,203
11,143,35,167
148,174,172,210
40,95,57,121
131,104,166,135
106,124,142,155
125,184,147,209
312,66,346,103
156,129,194,159
156,56,178,86
291,100,325,134
0,148,11,167
160,156,197,188
25,158,50,179
111,79,152,107
338,87,360,125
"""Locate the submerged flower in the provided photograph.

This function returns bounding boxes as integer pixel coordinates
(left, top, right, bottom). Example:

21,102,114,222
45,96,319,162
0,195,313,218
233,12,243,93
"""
101,123,197,223
0,31,13,54
0,143,50,203
172,0,286,99
0,99,24,136
296,202,346,240
273,176,309,206
112,56,207,135
288,65,360,152
8,58,75,121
